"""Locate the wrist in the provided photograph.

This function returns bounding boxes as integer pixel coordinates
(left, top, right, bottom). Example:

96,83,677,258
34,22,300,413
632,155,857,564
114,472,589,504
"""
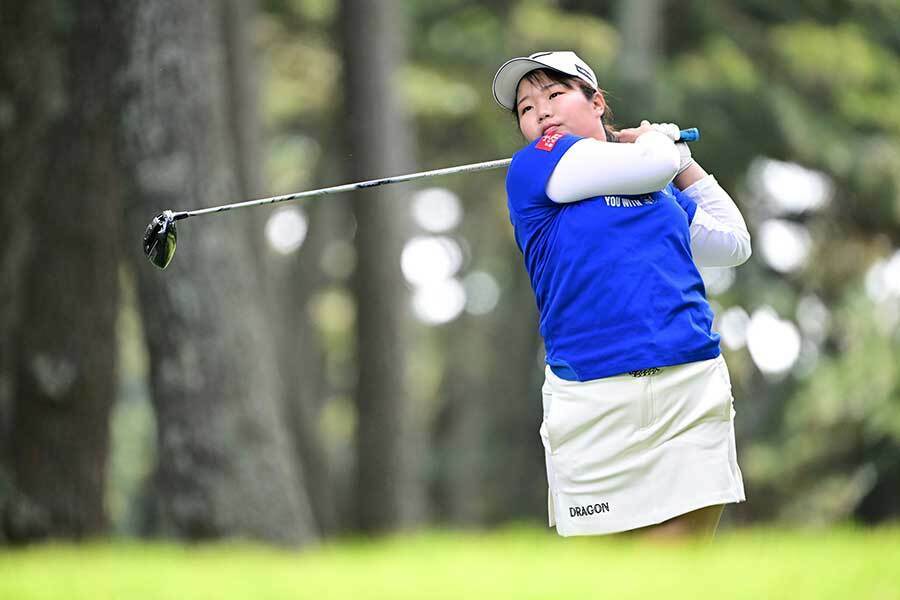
674,162,708,190
675,142,694,174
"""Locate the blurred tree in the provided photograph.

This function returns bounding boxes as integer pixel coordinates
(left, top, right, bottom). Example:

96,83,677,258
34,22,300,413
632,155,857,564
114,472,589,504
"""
658,0,900,524
256,0,347,535
120,0,317,545
0,1,52,540
223,0,337,536
255,0,900,532
417,0,900,528
615,0,663,117
0,0,126,541
339,0,425,531
267,202,340,536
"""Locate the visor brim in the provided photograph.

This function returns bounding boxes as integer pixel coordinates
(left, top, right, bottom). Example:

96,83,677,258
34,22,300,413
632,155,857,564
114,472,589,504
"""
492,58,561,110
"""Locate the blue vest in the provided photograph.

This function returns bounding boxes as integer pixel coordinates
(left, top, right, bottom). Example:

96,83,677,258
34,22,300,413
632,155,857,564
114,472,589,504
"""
506,133,720,381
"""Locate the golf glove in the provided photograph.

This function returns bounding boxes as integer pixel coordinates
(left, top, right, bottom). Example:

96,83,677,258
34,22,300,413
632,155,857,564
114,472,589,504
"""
650,122,694,175
650,122,680,141
675,142,694,175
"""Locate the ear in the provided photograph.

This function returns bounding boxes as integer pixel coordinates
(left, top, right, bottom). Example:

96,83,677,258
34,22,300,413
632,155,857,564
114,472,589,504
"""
592,92,606,118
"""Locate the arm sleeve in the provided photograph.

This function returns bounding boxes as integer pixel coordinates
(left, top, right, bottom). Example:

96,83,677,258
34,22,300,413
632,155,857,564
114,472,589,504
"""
545,131,680,203
682,175,752,267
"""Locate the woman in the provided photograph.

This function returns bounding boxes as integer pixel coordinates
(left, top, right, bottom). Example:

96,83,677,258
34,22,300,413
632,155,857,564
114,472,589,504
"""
492,51,751,538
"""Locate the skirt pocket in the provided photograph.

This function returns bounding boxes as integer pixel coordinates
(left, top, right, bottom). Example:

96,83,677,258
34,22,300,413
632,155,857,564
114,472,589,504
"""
713,355,735,420
541,375,558,452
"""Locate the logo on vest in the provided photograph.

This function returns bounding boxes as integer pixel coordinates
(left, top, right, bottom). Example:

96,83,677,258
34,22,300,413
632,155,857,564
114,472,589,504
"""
536,132,564,152
603,194,656,207
569,502,610,517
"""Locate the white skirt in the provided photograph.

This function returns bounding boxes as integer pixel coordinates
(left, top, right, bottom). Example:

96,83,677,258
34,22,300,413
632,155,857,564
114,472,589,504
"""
540,355,745,536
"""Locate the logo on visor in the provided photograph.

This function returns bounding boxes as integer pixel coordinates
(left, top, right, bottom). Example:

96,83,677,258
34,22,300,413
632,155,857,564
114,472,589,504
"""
574,64,596,85
536,132,564,152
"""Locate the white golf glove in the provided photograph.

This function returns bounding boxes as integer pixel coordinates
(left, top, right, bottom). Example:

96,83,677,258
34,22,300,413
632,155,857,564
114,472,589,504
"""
650,122,680,141
650,122,694,175
675,142,694,175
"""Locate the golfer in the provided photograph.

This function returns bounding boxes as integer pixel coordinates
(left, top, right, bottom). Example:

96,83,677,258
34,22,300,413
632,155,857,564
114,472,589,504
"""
493,51,751,538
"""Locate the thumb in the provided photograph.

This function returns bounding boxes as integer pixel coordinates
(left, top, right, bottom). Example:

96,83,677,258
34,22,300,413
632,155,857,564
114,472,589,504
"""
641,120,651,126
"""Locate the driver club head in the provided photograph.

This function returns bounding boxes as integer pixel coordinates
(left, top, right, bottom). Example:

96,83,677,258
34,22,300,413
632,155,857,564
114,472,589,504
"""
143,210,178,270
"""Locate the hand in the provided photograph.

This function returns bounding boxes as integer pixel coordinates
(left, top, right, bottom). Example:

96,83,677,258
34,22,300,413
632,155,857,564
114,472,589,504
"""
649,121,694,173
650,122,681,141
615,120,654,143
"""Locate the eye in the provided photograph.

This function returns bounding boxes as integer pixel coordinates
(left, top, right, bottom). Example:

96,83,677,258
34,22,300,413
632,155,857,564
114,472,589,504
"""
549,91,564,100
520,105,533,115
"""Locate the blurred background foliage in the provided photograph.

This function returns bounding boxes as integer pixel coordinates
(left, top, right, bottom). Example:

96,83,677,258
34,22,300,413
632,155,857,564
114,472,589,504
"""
96,0,900,531
2,0,898,546
243,0,900,531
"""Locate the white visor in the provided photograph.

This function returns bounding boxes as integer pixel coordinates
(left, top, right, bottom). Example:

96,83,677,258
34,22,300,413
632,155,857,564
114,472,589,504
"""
492,51,598,110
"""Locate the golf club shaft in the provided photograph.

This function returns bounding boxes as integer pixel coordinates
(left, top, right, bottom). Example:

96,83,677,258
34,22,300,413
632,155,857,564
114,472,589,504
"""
174,127,700,221
175,158,512,220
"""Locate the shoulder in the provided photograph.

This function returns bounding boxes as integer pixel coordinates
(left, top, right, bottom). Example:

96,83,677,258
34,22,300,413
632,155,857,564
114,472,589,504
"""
507,133,583,193
513,132,582,163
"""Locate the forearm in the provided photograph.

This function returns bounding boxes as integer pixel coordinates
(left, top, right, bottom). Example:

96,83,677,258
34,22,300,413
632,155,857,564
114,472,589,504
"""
546,132,680,203
683,175,752,267
674,161,708,190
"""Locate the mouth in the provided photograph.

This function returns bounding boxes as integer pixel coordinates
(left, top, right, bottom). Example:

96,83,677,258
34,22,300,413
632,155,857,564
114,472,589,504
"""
542,124,561,136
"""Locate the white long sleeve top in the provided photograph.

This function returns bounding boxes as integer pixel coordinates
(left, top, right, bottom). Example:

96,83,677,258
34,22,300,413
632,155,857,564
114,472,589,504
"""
545,133,751,267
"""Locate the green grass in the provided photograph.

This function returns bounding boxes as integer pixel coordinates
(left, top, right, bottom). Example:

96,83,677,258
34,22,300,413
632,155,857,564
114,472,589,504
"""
1,525,898,599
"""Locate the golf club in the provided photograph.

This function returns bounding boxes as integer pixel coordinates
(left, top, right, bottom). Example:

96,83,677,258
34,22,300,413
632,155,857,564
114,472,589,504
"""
143,128,700,269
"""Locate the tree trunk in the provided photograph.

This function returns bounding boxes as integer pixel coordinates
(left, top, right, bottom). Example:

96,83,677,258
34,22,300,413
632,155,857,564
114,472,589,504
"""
339,0,423,532
221,0,269,268
121,0,317,545
432,326,490,526
1,0,127,541
483,266,547,522
0,3,55,537
222,0,337,535
270,206,340,535
434,254,546,526
615,0,663,118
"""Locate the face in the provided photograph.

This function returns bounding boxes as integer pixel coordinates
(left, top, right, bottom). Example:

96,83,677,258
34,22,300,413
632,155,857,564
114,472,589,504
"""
515,73,607,143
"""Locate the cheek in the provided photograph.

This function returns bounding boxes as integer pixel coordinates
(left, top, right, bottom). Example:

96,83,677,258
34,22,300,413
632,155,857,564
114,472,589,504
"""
565,101,590,123
564,102,597,131
519,115,539,140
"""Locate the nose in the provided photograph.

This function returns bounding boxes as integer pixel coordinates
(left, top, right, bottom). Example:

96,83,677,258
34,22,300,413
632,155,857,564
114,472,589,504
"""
537,105,552,122
534,97,552,121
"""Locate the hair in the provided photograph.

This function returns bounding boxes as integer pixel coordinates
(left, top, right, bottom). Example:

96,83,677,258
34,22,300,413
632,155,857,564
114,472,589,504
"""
511,69,619,141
